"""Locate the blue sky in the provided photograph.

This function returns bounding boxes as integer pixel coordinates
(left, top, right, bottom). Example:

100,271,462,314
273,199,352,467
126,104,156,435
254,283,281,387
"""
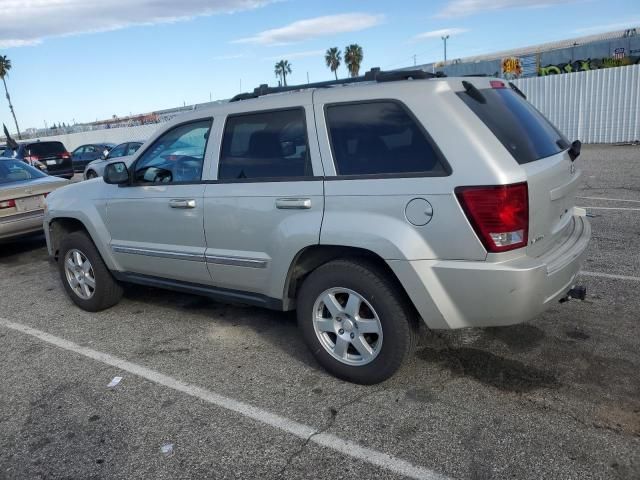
1,0,638,132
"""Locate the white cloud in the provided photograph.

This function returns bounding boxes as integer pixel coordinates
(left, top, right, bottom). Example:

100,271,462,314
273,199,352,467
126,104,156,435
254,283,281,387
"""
412,28,469,41
437,0,577,17
233,13,384,45
265,50,324,60
573,21,640,35
0,0,275,49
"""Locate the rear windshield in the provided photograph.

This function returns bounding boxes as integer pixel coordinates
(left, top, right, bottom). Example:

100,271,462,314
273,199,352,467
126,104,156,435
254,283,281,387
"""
458,88,569,164
0,159,47,184
25,142,66,156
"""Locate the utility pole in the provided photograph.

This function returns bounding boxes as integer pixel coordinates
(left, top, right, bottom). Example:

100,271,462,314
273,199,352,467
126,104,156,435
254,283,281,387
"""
413,54,417,66
307,72,310,84
441,35,449,64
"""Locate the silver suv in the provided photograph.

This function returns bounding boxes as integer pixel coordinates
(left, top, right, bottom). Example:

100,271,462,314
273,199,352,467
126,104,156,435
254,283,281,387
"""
44,71,590,384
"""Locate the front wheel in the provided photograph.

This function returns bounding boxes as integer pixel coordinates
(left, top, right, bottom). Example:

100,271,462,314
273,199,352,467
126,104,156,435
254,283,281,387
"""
58,231,123,311
297,259,418,384
85,170,97,180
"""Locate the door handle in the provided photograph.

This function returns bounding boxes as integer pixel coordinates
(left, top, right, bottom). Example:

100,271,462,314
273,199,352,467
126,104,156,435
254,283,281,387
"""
275,198,311,209
169,199,196,209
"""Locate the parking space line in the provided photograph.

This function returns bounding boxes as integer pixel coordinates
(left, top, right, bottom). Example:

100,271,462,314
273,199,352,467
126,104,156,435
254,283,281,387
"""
577,196,640,203
578,206,640,211
0,317,450,480
580,271,640,282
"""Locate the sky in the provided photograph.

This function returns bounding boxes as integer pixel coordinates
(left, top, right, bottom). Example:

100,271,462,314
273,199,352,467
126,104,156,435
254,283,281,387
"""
0,0,638,132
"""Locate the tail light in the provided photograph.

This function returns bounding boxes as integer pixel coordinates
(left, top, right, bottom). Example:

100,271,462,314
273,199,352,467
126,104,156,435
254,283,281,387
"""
490,80,506,88
24,154,39,164
456,182,529,253
61,152,71,159
0,199,16,209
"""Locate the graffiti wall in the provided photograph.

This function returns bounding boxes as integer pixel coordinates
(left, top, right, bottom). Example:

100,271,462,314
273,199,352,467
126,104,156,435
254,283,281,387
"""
538,55,640,76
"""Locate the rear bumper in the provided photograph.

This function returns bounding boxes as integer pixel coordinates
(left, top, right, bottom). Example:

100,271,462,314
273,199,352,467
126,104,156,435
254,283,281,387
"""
390,215,591,329
0,210,45,240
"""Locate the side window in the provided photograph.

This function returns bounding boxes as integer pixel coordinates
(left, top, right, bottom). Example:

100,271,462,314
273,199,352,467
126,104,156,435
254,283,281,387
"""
108,144,127,159
73,146,86,155
85,145,98,153
126,143,142,156
325,101,447,176
219,108,311,180
134,119,212,184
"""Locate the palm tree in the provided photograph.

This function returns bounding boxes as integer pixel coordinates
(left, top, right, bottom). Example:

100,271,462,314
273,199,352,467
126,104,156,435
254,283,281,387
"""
274,60,292,87
0,55,21,139
344,44,364,78
325,47,342,80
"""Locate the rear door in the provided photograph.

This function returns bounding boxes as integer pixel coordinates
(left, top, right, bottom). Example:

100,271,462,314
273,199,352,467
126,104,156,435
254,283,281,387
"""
202,101,324,302
457,84,579,257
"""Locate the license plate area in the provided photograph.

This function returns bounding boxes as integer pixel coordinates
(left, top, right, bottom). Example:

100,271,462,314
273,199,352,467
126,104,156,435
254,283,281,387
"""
16,195,45,212
46,159,58,166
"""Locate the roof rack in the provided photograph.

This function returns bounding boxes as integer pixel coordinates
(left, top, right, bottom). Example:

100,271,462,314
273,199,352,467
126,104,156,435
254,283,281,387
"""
229,67,446,102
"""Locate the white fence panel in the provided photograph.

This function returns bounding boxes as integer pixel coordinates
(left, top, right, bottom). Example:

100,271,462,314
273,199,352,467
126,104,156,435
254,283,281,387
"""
513,64,640,144
32,123,162,152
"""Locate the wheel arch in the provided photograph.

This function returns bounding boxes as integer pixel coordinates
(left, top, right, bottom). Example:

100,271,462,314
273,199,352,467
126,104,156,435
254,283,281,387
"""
283,245,415,313
47,215,118,270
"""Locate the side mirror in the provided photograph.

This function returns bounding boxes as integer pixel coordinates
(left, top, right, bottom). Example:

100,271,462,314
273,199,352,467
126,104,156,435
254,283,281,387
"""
568,140,581,161
103,162,129,185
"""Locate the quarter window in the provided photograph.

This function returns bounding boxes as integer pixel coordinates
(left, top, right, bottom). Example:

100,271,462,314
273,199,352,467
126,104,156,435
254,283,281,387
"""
134,119,212,184
219,109,311,180
325,101,447,176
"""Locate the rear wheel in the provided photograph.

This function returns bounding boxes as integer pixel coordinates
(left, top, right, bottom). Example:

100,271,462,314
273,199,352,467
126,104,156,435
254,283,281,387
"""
297,259,418,384
58,231,123,311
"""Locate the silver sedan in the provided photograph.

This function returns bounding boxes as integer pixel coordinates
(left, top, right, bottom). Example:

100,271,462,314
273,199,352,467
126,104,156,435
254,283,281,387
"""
0,158,68,241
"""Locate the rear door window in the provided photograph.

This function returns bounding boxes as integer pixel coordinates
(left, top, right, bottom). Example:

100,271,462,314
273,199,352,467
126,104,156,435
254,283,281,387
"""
26,142,66,157
325,101,448,176
219,108,311,180
457,87,569,164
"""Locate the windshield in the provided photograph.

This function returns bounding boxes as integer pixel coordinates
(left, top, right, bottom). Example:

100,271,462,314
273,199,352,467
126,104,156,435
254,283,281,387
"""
458,87,569,164
0,159,48,184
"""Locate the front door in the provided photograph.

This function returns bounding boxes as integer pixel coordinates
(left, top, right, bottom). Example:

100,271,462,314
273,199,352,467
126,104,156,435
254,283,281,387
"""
203,104,324,304
106,118,214,284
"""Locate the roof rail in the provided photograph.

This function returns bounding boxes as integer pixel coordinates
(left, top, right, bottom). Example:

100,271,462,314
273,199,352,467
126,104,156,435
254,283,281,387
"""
229,68,446,102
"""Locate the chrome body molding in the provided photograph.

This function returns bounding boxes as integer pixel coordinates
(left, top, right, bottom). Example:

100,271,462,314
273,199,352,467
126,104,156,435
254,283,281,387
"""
111,244,268,268
111,245,205,262
205,254,268,269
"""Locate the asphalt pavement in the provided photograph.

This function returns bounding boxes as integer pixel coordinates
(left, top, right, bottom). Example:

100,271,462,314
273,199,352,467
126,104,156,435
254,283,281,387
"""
0,145,638,479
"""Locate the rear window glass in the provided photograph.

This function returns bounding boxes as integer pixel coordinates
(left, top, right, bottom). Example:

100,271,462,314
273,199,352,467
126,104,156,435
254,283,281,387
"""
26,142,66,156
325,101,447,176
0,159,47,184
457,88,569,164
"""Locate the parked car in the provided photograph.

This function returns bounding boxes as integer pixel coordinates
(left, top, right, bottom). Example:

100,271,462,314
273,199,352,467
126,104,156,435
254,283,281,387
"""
83,141,143,179
0,158,67,241
1,141,74,179
71,143,115,172
44,71,590,384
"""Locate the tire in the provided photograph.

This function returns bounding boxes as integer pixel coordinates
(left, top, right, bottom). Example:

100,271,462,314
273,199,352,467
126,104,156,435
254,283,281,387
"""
297,258,418,384
58,230,123,312
85,170,97,180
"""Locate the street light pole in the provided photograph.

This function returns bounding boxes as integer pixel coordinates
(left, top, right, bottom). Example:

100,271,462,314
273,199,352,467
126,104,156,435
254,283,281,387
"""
441,35,449,64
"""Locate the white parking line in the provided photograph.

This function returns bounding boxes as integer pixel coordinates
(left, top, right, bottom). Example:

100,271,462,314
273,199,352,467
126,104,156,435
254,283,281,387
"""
0,317,450,480
580,271,640,282
577,196,640,203
578,206,640,211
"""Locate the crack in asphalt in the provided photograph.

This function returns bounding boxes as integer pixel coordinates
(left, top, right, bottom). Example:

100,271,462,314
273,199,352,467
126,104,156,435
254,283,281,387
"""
276,390,376,479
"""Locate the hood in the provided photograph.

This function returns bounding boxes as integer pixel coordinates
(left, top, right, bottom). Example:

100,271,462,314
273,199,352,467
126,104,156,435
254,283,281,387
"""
87,154,136,169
